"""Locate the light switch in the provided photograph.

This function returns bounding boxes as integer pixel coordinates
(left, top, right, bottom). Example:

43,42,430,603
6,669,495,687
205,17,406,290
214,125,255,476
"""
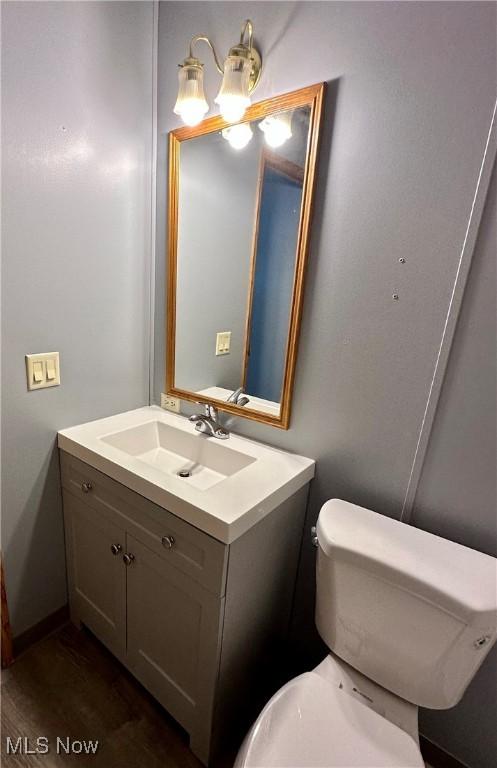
33,361,44,383
216,331,231,356
46,358,56,380
25,352,60,390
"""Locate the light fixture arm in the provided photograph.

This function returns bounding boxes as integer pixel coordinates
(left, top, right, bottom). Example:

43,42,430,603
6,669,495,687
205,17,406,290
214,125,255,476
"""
187,21,261,92
227,19,262,93
239,19,254,50
188,35,224,75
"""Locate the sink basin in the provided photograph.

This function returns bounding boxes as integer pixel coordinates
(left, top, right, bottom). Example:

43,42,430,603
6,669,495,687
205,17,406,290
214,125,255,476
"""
100,420,255,491
58,407,315,543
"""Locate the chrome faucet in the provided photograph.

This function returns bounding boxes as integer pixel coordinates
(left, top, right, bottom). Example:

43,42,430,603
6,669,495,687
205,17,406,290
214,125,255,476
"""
189,403,229,439
227,387,250,407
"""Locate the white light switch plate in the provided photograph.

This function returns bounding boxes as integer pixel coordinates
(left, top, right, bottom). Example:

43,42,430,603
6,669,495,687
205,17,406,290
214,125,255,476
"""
161,393,180,413
216,331,231,356
25,352,60,391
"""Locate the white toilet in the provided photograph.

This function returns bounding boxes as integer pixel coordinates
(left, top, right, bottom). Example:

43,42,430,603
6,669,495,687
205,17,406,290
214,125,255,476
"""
235,499,497,767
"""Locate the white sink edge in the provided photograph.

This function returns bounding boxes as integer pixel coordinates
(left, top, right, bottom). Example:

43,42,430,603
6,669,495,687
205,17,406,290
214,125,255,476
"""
58,407,315,544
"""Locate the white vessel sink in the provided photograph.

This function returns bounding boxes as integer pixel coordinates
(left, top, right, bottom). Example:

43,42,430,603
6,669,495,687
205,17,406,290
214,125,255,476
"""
58,407,315,543
100,420,255,491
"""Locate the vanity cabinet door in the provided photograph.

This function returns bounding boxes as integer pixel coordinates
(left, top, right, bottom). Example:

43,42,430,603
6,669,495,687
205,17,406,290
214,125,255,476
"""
125,534,224,760
63,491,126,658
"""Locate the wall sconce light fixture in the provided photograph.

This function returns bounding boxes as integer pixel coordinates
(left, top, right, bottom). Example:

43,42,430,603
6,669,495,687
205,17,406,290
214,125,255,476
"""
174,20,262,127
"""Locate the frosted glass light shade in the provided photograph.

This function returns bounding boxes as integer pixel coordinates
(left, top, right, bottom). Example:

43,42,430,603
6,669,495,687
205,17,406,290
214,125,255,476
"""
259,111,293,148
215,55,251,123
174,62,209,126
222,123,253,150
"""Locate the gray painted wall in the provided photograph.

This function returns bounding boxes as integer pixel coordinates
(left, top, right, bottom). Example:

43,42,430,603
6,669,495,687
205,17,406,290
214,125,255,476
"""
1,1,153,635
413,165,497,768
155,3,496,766
411,166,496,558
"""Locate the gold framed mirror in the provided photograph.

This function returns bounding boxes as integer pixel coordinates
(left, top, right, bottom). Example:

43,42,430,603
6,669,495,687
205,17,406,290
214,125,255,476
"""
166,82,325,429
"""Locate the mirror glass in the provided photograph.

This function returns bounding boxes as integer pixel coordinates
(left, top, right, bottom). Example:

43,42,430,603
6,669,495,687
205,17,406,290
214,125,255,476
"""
167,85,324,427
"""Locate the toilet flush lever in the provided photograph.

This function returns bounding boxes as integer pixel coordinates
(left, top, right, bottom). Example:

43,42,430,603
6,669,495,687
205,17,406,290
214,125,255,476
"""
311,526,318,547
474,635,491,649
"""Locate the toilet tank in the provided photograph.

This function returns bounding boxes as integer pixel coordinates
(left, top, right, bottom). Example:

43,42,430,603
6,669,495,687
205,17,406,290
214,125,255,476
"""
315,500,497,710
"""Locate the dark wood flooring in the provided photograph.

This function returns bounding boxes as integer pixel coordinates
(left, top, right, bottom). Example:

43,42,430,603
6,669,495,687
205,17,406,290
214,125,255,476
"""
1,623,451,768
1,624,210,767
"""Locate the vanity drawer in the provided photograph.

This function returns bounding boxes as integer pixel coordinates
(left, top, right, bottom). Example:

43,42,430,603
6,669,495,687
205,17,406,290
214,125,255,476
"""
59,451,228,596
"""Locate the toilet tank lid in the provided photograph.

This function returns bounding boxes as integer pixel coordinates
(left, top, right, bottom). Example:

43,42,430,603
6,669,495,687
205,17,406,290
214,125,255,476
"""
317,500,497,619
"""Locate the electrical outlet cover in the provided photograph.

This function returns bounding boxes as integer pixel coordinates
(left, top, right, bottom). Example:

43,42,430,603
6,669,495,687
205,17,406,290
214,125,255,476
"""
161,393,180,413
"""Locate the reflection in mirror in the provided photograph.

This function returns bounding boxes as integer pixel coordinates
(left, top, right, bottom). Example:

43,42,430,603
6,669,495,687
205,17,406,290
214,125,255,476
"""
168,84,324,428
175,106,310,418
244,144,306,405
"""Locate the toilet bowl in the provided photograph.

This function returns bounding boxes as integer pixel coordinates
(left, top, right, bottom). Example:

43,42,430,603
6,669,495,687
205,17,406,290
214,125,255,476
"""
236,499,497,768
235,654,424,767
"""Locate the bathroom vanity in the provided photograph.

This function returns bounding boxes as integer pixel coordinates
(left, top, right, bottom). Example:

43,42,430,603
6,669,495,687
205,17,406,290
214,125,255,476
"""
58,406,314,764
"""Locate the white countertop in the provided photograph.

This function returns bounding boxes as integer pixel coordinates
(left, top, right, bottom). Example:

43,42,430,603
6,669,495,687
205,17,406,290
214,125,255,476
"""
58,406,315,543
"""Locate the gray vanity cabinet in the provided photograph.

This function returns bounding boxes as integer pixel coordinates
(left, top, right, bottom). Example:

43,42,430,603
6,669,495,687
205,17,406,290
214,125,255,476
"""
63,493,126,658
125,534,224,752
60,449,309,765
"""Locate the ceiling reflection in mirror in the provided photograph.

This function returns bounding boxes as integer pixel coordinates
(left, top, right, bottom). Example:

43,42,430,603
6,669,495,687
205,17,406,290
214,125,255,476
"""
167,84,325,428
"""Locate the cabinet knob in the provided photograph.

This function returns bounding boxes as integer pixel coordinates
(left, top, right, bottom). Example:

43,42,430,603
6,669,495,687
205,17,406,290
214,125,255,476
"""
81,481,93,493
161,535,175,550
123,553,135,566
110,543,122,556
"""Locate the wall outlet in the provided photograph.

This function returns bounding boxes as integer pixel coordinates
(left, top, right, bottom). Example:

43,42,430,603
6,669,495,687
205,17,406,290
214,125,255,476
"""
161,393,180,413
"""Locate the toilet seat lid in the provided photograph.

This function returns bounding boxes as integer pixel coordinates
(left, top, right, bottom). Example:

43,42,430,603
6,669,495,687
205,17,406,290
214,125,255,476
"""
238,672,425,768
